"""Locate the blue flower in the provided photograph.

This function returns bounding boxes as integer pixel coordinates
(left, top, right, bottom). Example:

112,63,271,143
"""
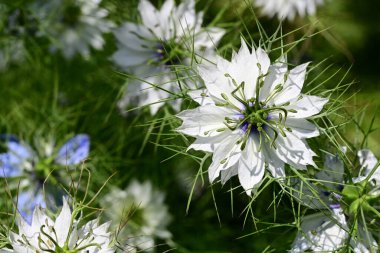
0,134,90,224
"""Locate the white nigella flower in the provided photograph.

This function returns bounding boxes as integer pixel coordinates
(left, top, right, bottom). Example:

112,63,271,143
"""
100,180,171,252
31,0,114,59
177,39,328,195
112,0,225,115
0,134,90,224
253,0,323,21
0,199,114,253
291,151,379,252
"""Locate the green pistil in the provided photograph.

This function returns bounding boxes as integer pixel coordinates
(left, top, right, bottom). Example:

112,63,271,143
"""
243,108,268,126
37,224,101,253
154,40,185,66
35,157,54,178
219,73,296,151
342,178,380,218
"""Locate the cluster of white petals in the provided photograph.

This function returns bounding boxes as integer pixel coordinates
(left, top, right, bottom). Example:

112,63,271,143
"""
291,153,347,252
291,151,379,252
112,0,225,115
100,180,171,252
291,208,348,252
0,199,114,253
177,38,328,195
31,0,114,59
254,0,323,21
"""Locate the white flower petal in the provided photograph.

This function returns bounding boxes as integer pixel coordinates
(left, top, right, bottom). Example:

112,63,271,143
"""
187,89,214,106
220,164,238,184
208,133,242,182
138,0,161,31
286,95,329,119
357,149,379,183
274,131,316,169
198,60,240,106
188,133,229,152
259,61,288,103
238,137,265,195
273,62,309,105
255,47,271,75
177,105,235,137
263,145,285,178
193,27,225,49
54,198,72,246
285,118,320,138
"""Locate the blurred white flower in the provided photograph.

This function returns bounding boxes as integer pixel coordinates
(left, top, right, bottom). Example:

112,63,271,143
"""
1,199,114,253
112,0,225,115
0,38,26,71
100,180,172,252
253,0,323,21
177,38,328,195
31,0,114,59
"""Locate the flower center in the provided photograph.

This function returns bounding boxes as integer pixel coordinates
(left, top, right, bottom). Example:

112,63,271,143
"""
218,71,296,151
241,105,269,132
35,157,54,179
129,207,145,228
154,40,184,67
6,9,38,36
62,3,81,26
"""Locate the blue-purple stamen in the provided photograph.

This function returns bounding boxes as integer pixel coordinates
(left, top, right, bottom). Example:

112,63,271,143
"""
321,190,342,210
155,43,182,66
329,203,341,209
321,190,331,197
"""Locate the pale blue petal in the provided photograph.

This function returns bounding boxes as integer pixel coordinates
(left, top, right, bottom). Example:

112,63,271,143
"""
0,153,23,177
6,140,34,163
17,188,46,225
55,134,90,165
